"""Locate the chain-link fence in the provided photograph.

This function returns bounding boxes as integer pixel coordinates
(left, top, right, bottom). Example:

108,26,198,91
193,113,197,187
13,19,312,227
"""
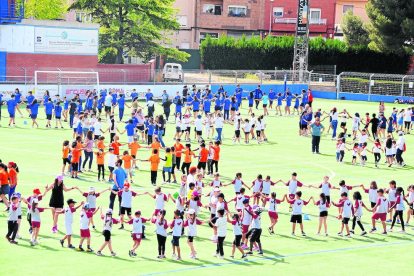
339,72,414,98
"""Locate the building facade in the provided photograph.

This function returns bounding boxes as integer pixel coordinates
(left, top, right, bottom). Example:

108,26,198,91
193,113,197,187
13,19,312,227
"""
334,0,369,40
264,0,337,38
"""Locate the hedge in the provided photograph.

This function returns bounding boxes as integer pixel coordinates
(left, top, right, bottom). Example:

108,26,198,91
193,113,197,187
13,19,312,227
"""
199,35,411,74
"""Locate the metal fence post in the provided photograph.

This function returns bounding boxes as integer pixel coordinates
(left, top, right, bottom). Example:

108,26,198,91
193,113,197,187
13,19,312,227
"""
368,74,374,102
233,70,238,85
258,71,263,84
336,73,343,100
121,69,126,85
401,75,407,97
151,69,155,85
207,70,211,85
57,68,62,97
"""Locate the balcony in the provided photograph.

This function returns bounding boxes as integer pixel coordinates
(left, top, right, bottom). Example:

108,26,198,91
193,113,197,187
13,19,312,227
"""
273,18,327,25
0,2,25,24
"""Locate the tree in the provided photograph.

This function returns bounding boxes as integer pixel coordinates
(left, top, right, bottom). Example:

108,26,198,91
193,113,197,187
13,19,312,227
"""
69,0,189,64
25,0,68,20
341,10,370,47
366,0,414,54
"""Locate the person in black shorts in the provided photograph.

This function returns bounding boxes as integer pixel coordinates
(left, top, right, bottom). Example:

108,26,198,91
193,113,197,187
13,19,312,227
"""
228,213,247,259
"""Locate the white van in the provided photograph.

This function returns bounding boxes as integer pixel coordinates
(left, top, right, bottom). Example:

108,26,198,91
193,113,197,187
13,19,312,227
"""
163,63,182,82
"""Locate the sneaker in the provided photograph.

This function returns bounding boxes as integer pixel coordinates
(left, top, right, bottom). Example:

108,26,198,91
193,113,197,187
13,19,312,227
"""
315,232,320,236
268,227,272,234
93,225,96,230
118,225,124,230
380,231,388,235
68,244,76,249
132,251,137,257
386,219,392,222
129,250,133,257
405,222,409,226
60,239,64,247
387,228,393,232
253,247,259,251
245,251,253,255
270,231,275,235
189,255,196,259
10,240,18,244
16,234,22,239
5,236,10,242
217,255,224,259
241,245,248,249
324,233,329,236
111,252,116,256
301,231,306,236
399,230,406,233
77,247,84,251
229,255,234,259
349,230,355,234
175,257,182,261
241,254,248,259
96,251,103,256
369,228,377,233
212,253,219,257
172,253,177,258
344,234,351,238
172,180,177,184
291,232,295,236
86,248,94,252
338,232,343,237
156,255,163,259
257,251,263,256
361,231,367,236
397,220,400,224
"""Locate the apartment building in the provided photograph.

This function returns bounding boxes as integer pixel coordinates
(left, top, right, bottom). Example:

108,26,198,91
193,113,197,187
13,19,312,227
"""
334,0,369,40
264,0,337,38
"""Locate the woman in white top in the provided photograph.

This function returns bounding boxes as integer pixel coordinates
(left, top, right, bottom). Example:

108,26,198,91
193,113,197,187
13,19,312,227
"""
215,113,224,142
242,119,251,144
259,115,267,142
213,209,227,259
331,108,339,140
395,131,406,166
106,116,118,143
403,107,412,134
250,114,257,140
146,97,155,118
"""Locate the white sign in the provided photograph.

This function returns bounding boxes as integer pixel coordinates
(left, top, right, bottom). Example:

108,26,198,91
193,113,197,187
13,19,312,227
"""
318,78,323,83
0,25,35,53
409,82,413,89
370,80,375,86
35,27,98,55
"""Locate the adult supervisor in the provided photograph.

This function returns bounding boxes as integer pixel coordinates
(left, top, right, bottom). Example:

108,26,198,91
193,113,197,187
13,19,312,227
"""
109,160,127,215
308,117,325,154
396,131,406,167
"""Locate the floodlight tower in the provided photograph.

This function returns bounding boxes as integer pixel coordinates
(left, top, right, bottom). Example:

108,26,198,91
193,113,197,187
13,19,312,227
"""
293,0,311,83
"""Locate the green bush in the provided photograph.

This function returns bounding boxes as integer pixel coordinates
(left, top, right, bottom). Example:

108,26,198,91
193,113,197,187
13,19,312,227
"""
200,35,411,74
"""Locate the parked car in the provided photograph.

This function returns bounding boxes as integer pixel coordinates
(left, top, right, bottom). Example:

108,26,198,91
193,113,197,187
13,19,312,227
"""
163,63,182,82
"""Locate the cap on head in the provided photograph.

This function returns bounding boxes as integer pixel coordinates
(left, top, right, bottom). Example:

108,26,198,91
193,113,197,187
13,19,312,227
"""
186,209,195,215
67,198,76,205
135,210,141,215
106,208,113,214
124,183,130,188
89,186,95,192
33,188,41,195
56,175,63,182
83,203,90,209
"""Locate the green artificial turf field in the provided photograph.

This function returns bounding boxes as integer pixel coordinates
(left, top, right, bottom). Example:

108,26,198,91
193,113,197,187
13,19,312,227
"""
0,98,413,276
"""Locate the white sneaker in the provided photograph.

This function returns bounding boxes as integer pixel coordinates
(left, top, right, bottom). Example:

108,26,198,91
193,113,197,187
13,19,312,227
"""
212,253,218,257
16,234,22,239
172,253,177,258
209,235,217,241
387,228,393,232
315,232,320,236
399,230,406,234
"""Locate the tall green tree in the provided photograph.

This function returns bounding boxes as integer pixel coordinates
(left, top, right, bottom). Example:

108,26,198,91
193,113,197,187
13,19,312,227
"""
69,0,189,64
366,0,414,54
341,10,370,47
25,0,68,20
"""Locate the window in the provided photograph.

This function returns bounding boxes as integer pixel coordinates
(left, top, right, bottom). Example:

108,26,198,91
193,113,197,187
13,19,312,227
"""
343,5,354,14
273,7,283,17
177,15,187,27
228,6,247,16
203,4,222,15
75,11,91,23
180,42,190,49
310,9,321,20
199,32,219,43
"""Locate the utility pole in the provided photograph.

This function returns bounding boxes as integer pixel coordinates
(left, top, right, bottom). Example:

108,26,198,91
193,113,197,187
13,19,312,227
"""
293,0,311,83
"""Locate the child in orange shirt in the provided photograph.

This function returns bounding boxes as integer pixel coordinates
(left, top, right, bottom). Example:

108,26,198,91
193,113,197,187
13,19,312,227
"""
121,150,135,183
139,149,160,186
62,140,70,175
129,137,141,170
146,137,163,156
94,148,107,181
96,136,106,150
71,141,84,179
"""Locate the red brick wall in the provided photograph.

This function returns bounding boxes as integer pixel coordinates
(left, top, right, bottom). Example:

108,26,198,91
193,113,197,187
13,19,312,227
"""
265,0,336,38
6,53,154,83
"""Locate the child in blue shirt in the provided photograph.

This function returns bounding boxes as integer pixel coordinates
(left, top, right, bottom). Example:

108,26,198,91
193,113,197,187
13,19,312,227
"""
54,102,63,129
43,98,54,128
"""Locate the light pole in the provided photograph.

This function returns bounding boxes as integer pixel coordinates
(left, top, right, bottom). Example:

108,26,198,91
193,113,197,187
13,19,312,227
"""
269,0,274,36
